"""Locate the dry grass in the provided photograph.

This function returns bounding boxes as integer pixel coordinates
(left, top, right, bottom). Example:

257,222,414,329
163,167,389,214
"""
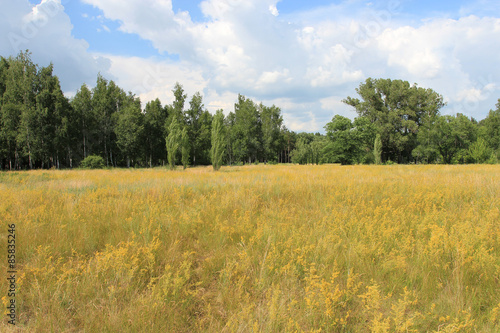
0,164,499,332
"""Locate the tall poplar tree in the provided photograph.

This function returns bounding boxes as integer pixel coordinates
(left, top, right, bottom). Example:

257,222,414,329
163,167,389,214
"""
211,109,225,171
232,94,261,163
186,92,203,166
197,110,213,165
374,134,382,164
181,127,189,169
71,83,93,159
8,51,37,169
92,74,112,166
260,103,283,162
170,82,186,125
166,116,181,169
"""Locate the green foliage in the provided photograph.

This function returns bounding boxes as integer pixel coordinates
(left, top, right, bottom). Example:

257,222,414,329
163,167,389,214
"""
323,115,375,165
144,98,168,167
1,53,293,169
291,133,326,165
185,92,204,166
166,117,181,170
0,51,75,169
413,114,477,164
487,151,499,164
232,94,261,164
211,110,225,171
468,137,490,164
344,78,445,163
223,111,235,165
71,83,93,161
171,82,187,122
452,149,471,165
279,127,296,164
260,103,284,162
374,134,382,165
181,127,189,169
115,96,144,168
2,52,500,170
479,104,500,152
80,155,105,169
196,110,213,165
290,137,309,164
3,51,37,169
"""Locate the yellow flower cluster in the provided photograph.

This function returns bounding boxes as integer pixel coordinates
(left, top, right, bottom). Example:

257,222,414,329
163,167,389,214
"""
0,164,498,331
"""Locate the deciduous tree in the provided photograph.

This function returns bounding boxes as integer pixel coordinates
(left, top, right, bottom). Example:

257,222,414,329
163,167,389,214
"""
166,116,181,169
115,96,144,168
374,134,382,165
211,109,225,171
260,103,283,162
181,127,189,169
144,98,168,167
344,78,445,163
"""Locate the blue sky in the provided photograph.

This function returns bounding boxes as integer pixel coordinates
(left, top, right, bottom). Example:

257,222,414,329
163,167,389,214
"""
2,0,500,132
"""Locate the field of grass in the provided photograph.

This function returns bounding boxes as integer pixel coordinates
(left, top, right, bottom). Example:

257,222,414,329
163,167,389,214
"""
1,164,499,332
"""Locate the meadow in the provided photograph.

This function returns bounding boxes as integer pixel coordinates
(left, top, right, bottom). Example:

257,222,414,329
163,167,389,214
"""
0,164,499,332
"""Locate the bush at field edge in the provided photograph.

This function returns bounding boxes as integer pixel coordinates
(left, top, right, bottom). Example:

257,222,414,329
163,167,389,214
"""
80,155,105,169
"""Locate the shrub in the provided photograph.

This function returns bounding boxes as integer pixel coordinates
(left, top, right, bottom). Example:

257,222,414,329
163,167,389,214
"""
487,151,499,164
80,155,105,169
468,138,491,164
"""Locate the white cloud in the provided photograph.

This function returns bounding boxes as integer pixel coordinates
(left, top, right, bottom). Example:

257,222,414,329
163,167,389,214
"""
80,0,306,95
84,0,499,122
99,54,239,117
257,69,291,87
457,88,486,103
100,54,206,107
374,15,500,117
285,110,322,133
377,26,442,78
101,24,111,33
320,96,358,118
81,0,195,56
204,89,238,115
0,0,110,92
269,4,279,17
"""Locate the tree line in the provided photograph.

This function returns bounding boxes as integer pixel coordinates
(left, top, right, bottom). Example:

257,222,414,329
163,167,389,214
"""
272,78,499,165
1,51,499,170
0,51,289,170
314,78,499,165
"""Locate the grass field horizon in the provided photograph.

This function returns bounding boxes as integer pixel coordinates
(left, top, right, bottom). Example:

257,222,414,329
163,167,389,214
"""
1,164,499,332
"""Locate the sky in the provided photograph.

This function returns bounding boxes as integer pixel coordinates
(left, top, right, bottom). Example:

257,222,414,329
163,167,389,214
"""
1,0,500,133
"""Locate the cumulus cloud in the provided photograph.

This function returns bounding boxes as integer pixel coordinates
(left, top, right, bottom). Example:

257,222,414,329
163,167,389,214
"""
375,15,500,117
78,0,500,125
99,54,241,119
0,0,110,92
99,54,205,104
320,96,358,118
269,4,279,17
